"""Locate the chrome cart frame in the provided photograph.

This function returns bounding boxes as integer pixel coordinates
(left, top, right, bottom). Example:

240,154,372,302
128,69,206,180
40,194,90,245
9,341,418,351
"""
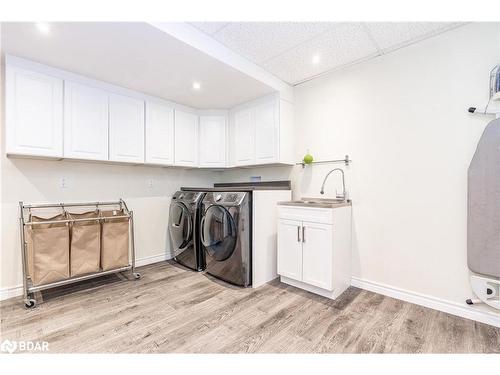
19,199,141,308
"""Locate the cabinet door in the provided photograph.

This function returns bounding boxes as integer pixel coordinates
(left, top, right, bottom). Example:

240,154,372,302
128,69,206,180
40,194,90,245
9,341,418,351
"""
145,102,174,165
233,108,255,166
64,81,109,161
199,115,226,168
277,219,303,281
302,222,333,290
174,110,198,167
109,93,145,163
6,66,63,157
255,100,278,164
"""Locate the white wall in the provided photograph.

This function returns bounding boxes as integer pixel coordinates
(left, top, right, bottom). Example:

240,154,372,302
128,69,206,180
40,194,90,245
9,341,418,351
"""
221,23,500,317
0,61,220,293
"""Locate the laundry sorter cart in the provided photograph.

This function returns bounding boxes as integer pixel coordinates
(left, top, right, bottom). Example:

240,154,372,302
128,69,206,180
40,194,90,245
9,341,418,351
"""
19,199,141,308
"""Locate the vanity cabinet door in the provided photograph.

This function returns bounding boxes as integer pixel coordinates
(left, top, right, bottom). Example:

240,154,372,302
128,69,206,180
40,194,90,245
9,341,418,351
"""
301,222,333,290
277,219,303,281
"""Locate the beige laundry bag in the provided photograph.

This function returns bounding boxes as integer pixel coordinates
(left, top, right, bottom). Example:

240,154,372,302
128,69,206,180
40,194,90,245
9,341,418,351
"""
25,213,70,286
100,209,129,271
69,211,101,277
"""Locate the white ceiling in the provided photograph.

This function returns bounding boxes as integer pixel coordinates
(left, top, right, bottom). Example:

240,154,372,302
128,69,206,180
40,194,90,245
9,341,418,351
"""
1,22,275,109
190,22,464,85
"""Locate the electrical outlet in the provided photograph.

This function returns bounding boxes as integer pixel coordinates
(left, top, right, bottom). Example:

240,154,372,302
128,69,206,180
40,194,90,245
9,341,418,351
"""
147,178,154,189
59,176,70,189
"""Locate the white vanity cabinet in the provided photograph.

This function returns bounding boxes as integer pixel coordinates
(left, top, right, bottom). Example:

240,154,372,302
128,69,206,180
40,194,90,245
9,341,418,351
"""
198,115,227,168
229,94,294,167
6,65,64,157
145,101,175,165
277,204,352,299
64,81,109,161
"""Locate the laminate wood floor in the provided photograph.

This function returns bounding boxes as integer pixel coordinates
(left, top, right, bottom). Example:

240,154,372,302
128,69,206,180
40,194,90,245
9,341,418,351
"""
1,261,499,353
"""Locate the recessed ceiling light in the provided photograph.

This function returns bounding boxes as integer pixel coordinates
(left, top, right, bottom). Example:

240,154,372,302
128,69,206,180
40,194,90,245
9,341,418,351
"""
35,22,51,34
312,54,321,65
192,82,201,90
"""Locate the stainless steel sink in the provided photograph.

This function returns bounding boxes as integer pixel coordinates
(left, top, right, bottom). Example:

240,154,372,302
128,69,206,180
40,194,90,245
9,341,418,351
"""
278,197,351,208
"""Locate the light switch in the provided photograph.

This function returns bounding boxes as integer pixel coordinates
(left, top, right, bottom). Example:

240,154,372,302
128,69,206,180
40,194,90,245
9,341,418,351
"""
147,179,154,189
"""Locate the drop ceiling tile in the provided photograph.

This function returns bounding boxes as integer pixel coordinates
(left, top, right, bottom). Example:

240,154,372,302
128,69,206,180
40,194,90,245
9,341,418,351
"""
212,22,336,64
263,23,379,84
365,22,463,53
190,22,229,35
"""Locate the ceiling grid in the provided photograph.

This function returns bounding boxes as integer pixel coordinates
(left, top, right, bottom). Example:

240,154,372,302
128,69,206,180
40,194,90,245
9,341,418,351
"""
190,22,465,85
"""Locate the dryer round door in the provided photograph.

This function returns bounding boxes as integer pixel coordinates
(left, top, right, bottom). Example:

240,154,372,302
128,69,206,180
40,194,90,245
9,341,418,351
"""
169,202,193,254
201,205,237,261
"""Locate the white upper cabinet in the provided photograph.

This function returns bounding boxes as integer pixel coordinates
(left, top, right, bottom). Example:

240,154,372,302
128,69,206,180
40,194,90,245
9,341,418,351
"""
145,101,174,165
229,94,294,167
6,66,63,157
64,81,109,161
255,100,279,164
109,93,145,163
199,115,227,168
4,57,295,170
232,108,255,166
174,110,198,167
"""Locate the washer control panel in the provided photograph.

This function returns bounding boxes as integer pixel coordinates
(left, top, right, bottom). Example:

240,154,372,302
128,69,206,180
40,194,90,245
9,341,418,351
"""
203,192,247,206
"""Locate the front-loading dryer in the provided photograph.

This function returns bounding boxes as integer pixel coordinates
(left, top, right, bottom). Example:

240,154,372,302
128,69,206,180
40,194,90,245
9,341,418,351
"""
169,191,205,271
201,192,251,287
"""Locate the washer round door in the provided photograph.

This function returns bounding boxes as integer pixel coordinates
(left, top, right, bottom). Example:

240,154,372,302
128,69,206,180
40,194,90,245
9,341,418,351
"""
169,202,193,256
201,205,237,261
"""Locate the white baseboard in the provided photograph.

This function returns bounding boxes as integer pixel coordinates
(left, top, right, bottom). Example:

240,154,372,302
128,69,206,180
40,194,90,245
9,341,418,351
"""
0,252,173,301
0,285,24,301
134,253,171,267
351,276,500,328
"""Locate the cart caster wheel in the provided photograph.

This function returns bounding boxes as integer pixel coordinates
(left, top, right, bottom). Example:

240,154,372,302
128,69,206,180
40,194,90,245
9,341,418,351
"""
133,272,141,280
25,299,36,309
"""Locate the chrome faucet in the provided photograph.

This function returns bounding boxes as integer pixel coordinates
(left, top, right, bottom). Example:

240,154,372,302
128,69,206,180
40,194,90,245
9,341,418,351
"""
320,168,347,201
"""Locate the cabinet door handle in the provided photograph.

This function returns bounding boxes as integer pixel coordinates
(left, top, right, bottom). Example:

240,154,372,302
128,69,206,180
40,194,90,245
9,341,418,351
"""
302,226,306,243
297,226,301,242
